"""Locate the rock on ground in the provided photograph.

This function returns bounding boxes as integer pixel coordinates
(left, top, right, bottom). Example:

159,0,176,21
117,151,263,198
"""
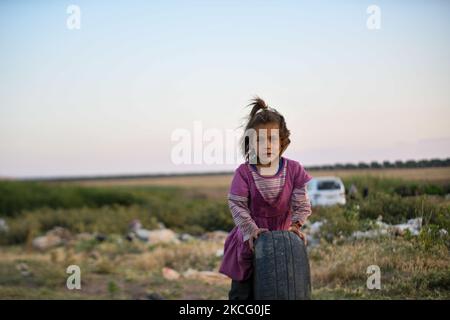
32,227,72,251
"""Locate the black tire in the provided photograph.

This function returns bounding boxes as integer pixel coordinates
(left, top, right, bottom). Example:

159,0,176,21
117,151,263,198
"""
253,230,311,300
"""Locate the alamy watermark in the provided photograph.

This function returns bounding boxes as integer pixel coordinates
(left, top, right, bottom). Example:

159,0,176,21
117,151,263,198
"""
171,121,280,169
366,265,381,290
66,5,81,30
66,265,81,290
367,5,381,30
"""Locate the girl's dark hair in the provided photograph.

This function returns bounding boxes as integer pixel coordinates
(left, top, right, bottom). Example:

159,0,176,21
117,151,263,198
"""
241,96,291,162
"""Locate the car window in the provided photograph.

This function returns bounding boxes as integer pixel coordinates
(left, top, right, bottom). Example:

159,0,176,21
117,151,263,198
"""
317,180,341,190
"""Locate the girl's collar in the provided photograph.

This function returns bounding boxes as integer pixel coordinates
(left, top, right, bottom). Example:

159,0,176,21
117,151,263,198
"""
249,157,285,177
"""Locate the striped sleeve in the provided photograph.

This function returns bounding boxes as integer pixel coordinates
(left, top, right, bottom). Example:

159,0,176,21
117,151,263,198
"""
290,185,312,226
294,162,313,189
228,193,258,242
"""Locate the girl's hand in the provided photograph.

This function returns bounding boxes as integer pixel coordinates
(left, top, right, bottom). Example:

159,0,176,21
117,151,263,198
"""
288,224,307,245
248,228,269,252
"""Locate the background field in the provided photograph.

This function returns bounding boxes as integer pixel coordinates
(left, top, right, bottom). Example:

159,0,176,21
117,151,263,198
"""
0,167,449,299
57,167,450,188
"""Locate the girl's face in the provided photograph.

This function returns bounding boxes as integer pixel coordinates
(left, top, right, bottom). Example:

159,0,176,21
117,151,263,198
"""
255,122,280,165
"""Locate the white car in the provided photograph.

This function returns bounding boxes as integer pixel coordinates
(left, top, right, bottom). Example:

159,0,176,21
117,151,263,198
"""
306,176,346,207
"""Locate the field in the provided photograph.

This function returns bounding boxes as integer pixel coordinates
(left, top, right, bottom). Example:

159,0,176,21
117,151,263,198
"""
0,167,449,299
57,167,450,188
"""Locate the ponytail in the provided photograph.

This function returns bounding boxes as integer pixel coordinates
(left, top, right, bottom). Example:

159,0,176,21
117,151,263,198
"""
248,96,269,119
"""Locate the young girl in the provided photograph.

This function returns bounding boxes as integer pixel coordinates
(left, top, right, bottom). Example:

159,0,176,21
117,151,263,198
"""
218,97,313,300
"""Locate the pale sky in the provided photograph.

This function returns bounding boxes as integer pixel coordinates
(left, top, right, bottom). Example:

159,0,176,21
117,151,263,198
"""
1,0,449,178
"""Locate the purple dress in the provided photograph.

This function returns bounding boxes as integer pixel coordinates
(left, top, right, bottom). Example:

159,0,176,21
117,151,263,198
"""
219,157,312,281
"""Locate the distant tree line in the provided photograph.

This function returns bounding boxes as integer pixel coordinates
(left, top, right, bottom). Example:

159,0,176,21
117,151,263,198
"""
305,157,450,171
22,157,450,182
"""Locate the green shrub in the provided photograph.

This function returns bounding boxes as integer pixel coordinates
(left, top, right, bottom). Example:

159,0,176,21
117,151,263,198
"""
357,193,449,225
342,176,450,197
312,205,364,242
0,190,234,244
418,224,450,250
0,205,159,245
0,181,144,217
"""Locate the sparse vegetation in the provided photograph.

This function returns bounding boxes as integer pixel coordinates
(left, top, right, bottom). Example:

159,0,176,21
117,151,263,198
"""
0,168,449,299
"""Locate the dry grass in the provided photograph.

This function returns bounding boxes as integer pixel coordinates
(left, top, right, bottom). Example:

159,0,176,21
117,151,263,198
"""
310,238,450,299
0,238,229,300
1,235,449,299
1,166,448,299
124,241,223,273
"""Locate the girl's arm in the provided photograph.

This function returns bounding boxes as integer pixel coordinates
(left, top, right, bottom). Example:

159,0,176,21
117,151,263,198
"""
228,165,260,242
290,185,312,227
228,193,259,242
